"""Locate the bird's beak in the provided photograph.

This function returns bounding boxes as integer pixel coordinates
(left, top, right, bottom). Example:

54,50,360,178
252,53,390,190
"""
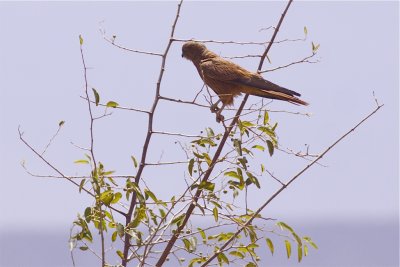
181,54,184,58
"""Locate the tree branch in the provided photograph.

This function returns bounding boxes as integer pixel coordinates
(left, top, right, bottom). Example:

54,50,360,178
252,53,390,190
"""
155,1,294,266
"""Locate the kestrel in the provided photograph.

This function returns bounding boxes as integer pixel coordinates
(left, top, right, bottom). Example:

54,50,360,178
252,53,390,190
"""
182,41,308,122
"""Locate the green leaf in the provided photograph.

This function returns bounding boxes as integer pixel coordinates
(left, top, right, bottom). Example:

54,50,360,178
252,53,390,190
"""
233,138,243,156
79,179,86,193
100,190,114,205
144,189,159,203
266,140,274,156
189,257,206,267
263,111,269,125
224,171,241,180
246,172,260,189
212,207,218,222
206,127,215,137
229,251,244,259
202,153,212,166
58,120,65,127
304,244,309,256
217,252,229,265
79,35,83,45
277,221,294,233
298,244,303,262
131,155,138,168
116,250,124,260
74,159,89,164
171,214,185,226
261,164,265,173
111,192,122,204
241,121,255,128
304,26,308,36
188,158,194,176
116,223,124,237
92,88,100,106
182,238,192,252
198,228,206,241
199,181,215,192
111,231,117,242
312,42,320,53
266,238,274,255
252,145,265,152
193,152,204,159
246,263,257,267
258,126,276,140
159,208,166,218
285,240,292,259
303,236,318,249
292,232,302,246
106,101,119,108
79,246,88,251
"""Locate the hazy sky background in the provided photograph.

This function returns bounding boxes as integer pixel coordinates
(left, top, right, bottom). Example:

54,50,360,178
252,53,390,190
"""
0,1,398,267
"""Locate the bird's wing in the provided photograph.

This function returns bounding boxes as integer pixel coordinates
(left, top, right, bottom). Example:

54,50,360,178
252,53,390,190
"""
200,58,248,81
200,57,301,97
234,74,301,97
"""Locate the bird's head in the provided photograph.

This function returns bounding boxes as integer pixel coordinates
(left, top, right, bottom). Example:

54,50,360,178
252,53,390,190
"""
182,41,207,61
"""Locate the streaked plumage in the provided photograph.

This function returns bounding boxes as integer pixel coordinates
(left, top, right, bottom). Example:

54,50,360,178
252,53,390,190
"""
182,41,308,108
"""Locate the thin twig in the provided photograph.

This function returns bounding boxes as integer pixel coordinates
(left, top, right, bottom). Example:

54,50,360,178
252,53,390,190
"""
155,1,293,265
200,103,383,266
41,122,64,156
121,1,184,266
260,52,318,73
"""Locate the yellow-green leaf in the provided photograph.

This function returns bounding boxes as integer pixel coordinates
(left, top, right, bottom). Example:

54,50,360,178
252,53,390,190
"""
111,192,122,204
212,207,218,222
116,250,124,259
252,145,265,152
79,179,86,193
285,240,291,259
111,231,117,242
106,101,119,108
303,236,318,249
298,244,303,262
229,250,244,259
263,110,269,125
266,140,274,156
79,35,83,45
266,238,274,255
92,88,100,106
74,159,89,164
131,155,138,168
217,252,229,265
100,190,114,205
188,158,194,176
277,221,294,232
144,189,158,203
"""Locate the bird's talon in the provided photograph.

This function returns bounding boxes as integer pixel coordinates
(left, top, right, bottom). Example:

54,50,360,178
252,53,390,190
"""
216,113,224,123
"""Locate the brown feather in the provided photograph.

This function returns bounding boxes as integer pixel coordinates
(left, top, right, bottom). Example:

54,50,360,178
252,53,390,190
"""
182,41,309,106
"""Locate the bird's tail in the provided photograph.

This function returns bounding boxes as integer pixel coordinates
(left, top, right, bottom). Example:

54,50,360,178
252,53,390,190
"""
246,87,309,106
234,75,309,105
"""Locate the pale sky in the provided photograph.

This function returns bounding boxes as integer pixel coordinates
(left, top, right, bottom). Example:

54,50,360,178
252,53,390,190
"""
0,1,398,267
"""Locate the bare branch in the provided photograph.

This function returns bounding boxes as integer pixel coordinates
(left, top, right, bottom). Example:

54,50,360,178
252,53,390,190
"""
121,1,184,266
202,102,384,266
260,52,319,73
100,25,163,57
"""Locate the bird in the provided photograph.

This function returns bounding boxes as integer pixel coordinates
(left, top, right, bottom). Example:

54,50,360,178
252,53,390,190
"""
181,41,308,122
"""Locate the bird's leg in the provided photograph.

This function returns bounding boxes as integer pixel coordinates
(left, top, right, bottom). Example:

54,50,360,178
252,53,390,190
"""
210,99,221,113
215,102,227,123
